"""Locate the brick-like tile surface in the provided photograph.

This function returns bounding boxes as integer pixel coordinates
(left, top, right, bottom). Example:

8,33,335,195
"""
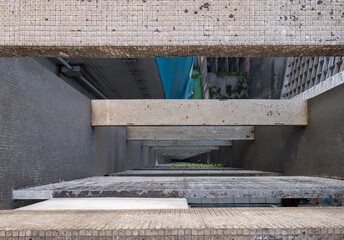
0,58,92,209
0,0,343,57
0,208,343,239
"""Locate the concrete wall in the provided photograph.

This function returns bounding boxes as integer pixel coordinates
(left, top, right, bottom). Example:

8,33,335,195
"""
0,1,343,57
127,141,142,170
248,58,286,99
234,84,344,178
92,127,127,175
0,58,93,209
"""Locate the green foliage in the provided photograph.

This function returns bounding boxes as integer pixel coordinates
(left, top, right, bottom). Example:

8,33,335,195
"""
168,163,225,169
209,86,221,99
215,71,248,78
210,72,249,99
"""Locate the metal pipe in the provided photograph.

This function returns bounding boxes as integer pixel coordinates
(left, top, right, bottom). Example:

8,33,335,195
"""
57,57,107,99
79,76,107,99
57,57,72,70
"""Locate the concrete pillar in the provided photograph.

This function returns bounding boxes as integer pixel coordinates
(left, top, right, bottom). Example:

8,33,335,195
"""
206,152,211,165
211,150,221,164
93,127,127,175
114,127,127,173
149,148,156,167
141,146,150,169
220,146,233,167
126,141,142,170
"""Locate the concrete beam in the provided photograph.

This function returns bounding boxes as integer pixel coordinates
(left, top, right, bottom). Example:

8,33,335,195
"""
13,176,344,199
1,1,343,57
160,150,215,160
153,146,220,152
128,126,254,141
92,100,307,126
142,140,232,147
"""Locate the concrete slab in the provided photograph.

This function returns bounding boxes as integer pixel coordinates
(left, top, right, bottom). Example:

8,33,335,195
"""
127,126,254,141
16,198,189,210
111,170,281,177
142,140,233,147
1,208,344,239
13,176,344,200
92,100,307,126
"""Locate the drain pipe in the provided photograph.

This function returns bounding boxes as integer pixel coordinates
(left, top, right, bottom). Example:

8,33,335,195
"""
56,57,107,99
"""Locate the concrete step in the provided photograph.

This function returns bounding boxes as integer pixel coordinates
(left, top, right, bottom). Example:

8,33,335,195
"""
111,169,281,177
1,208,344,239
13,176,344,200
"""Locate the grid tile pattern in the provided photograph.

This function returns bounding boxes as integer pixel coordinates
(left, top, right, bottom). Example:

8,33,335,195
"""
282,57,344,98
0,0,343,57
0,208,344,239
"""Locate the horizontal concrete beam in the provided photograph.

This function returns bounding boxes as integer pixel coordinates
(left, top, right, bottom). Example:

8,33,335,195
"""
158,150,215,160
153,146,220,152
142,140,232,147
92,100,307,126
13,176,344,199
128,126,254,141
1,0,343,57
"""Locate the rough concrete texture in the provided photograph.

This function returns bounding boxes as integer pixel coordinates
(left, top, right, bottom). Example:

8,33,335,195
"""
0,58,93,209
92,100,307,126
111,170,281,177
0,1,343,57
248,58,287,99
1,208,344,239
233,83,344,178
13,176,344,199
127,126,254,141
93,127,128,175
142,140,232,147
141,146,150,169
17,198,189,210
126,141,142,170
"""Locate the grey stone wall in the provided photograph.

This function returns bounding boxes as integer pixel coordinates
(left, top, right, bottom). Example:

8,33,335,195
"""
234,84,344,178
0,58,93,209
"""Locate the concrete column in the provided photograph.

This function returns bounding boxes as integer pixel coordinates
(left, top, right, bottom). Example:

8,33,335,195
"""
220,146,233,167
206,152,211,165
114,127,127,173
149,148,156,168
211,150,221,164
93,126,127,175
141,146,150,169
126,141,142,170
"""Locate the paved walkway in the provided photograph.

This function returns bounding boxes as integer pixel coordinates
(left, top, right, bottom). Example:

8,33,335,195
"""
0,208,343,239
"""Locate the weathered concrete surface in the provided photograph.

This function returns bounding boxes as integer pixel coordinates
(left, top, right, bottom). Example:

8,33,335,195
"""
148,148,156,168
142,140,232,147
111,170,281,177
13,176,344,199
233,82,344,178
1,208,344,239
159,150,214,160
0,1,343,57
113,127,127,173
93,127,128,175
128,126,254,141
141,146,150,169
16,198,189,210
153,146,220,151
92,100,307,126
126,141,141,170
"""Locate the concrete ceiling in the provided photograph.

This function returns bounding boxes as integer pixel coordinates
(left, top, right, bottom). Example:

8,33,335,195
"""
53,58,165,99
